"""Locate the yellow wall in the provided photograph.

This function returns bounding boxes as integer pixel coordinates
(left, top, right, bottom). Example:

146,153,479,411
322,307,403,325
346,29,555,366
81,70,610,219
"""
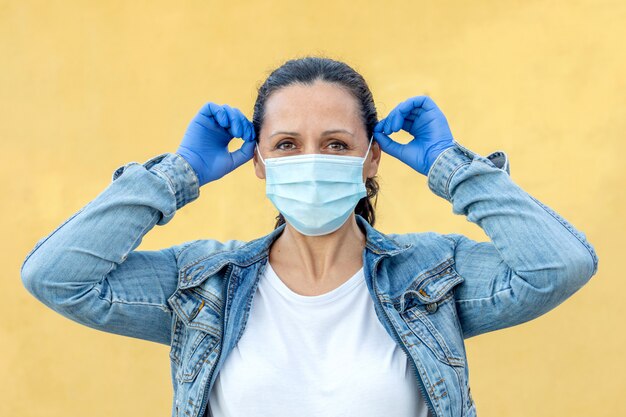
2,1,622,416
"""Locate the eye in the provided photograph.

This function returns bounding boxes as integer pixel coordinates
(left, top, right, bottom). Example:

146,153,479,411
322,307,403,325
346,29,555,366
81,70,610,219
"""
328,140,348,151
275,140,296,151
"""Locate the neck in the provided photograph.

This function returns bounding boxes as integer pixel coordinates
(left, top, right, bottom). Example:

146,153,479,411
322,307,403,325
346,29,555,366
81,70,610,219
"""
269,214,366,287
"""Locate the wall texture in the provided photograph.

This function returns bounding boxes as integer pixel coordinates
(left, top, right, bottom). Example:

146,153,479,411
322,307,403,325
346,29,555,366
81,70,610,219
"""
2,1,622,416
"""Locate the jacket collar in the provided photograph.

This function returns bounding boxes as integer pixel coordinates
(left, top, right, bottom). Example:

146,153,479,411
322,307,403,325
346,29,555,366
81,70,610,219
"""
178,214,413,289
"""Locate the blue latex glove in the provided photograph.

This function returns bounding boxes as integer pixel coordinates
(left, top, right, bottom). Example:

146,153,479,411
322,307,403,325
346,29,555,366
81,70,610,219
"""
373,96,456,176
176,102,256,187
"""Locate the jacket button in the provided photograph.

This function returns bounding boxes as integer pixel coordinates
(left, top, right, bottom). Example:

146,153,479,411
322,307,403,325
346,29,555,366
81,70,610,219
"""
426,302,438,313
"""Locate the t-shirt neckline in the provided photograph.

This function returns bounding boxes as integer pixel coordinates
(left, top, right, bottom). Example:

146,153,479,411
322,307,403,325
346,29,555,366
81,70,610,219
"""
265,261,365,305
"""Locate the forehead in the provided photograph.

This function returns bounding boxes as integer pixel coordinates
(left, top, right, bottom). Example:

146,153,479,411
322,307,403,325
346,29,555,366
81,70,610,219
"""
262,81,362,132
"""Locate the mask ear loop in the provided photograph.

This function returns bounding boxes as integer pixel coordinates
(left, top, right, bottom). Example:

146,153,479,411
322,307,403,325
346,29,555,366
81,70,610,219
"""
255,142,266,166
363,134,374,161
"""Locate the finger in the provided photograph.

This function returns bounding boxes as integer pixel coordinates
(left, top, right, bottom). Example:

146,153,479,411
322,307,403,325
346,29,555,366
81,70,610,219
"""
205,102,223,120
248,122,257,142
239,116,251,141
230,137,256,169
381,112,392,134
246,117,257,141
232,107,254,141
374,120,384,133
373,132,404,160
198,101,213,116
383,109,404,135
242,122,251,142
223,105,243,138
391,110,405,132
231,106,251,140
197,102,220,127
214,107,230,128
397,97,420,114
398,95,437,115
193,112,217,132
418,95,437,111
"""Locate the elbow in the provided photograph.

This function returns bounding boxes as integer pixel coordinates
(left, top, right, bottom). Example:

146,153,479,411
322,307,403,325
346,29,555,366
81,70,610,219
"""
21,252,60,306
21,250,103,313
20,237,52,302
568,231,599,280
521,242,598,301
556,241,599,295
566,228,600,284
20,239,69,305
568,248,598,287
21,256,47,303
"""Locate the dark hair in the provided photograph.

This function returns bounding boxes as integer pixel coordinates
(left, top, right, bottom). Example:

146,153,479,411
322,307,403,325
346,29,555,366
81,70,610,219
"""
252,55,380,230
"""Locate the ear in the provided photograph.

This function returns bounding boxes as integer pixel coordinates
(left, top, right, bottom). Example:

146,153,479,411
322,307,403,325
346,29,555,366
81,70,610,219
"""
253,143,266,180
364,141,382,179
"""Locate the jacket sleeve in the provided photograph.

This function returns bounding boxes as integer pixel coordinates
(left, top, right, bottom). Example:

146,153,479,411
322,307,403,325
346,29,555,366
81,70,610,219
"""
20,152,201,346
427,141,599,339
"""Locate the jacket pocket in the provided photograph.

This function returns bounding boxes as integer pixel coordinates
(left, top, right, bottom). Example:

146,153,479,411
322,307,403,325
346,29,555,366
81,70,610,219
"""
398,262,467,368
176,329,219,382
401,259,465,308
168,289,222,383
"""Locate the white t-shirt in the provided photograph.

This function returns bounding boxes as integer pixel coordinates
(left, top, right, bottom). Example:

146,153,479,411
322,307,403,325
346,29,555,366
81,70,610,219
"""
208,261,429,417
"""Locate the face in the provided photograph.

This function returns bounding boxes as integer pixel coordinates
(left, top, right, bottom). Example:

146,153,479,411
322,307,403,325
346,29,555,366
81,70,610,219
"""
253,80,381,181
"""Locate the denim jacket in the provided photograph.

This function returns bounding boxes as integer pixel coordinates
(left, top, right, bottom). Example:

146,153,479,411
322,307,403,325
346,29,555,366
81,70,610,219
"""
21,141,599,417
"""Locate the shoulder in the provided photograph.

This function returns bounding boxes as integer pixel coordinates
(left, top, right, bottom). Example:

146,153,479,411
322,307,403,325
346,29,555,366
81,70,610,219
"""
386,230,459,253
371,230,471,299
174,238,249,270
381,230,478,271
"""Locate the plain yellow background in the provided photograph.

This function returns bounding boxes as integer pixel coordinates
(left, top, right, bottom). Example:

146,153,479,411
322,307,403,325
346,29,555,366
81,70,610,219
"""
2,1,622,416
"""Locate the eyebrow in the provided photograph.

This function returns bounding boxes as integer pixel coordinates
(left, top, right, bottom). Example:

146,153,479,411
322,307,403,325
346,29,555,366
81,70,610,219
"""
269,129,354,138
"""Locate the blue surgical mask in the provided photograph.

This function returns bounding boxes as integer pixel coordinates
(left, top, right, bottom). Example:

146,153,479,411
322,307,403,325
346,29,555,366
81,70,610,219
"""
256,135,374,236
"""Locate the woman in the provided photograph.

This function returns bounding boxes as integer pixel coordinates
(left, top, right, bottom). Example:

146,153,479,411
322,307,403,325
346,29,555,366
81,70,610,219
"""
21,57,599,417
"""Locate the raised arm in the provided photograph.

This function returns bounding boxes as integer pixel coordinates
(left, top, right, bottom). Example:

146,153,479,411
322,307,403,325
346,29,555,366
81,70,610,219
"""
20,152,201,345
374,95,599,339
20,101,257,345
427,142,598,339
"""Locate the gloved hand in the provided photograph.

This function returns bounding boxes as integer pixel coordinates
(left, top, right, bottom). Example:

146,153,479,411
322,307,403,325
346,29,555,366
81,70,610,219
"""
176,102,256,187
373,95,456,176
